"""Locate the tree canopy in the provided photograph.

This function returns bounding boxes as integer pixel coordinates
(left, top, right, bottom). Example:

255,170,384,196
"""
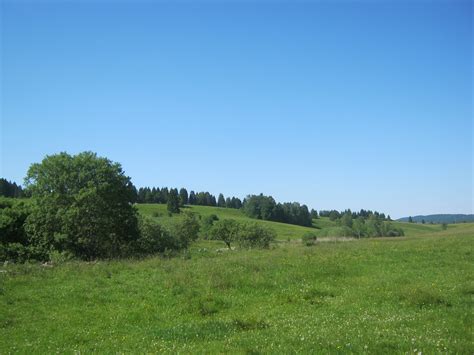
24,152,140,259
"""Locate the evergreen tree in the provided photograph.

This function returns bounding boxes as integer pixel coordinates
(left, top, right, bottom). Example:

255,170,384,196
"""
167,188,180,213
218,193,226,207
179,188,188,206
189,190,196,205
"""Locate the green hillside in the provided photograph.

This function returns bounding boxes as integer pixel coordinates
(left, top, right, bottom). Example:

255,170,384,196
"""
137,203,337,241
136,204,457,240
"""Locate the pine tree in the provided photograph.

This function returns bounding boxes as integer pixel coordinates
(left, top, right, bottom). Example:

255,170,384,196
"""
179,188,188,206
217,193,226,207
167,188,180,213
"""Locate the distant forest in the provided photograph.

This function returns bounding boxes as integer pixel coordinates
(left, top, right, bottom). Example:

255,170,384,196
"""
135,187,243,209
398,214,474,224
0,178,24,198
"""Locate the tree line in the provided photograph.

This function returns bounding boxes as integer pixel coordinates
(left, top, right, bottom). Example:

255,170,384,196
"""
318,209,391,221
0,178,25,198
319,210,403,238
135,187,242,209
242,194,313,227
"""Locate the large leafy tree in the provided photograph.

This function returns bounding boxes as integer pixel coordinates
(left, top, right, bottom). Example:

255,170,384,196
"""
24,152,140,259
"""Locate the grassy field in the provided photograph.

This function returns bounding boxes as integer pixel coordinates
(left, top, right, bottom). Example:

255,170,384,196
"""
0,205,472,353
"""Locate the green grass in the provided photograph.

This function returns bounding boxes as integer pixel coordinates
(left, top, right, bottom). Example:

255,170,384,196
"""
1,216,472,353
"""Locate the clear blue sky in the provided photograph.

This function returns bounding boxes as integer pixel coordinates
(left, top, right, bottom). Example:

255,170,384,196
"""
1,0,472,218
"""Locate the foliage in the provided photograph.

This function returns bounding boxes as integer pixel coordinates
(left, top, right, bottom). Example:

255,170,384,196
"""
201,214,219,238
217,193,226,208
167,188,180,214
0,178,24,198
209,219,241,249
242,194,312,227
136,217,180,254
302,232,317,246
179,188,188,206
0,197,46,262
238,222,276,249
173,211,200,249
210,219,275,249
23,152,140,260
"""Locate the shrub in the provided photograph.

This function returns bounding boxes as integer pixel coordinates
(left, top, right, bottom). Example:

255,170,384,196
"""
0,198,47,262
302,232,317,246
210,220,276,249
201,214,219,239
136,217,179,254
381,222,404,237
210,219,241,249
173,211,200,249
238,222,276,249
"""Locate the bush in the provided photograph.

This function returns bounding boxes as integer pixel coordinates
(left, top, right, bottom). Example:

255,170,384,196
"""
302,232,317,246
210,219,240,249
381,222,404,237
173,211,200,249
0,198,47,262
210,219,276,249
238,222,276,249
201,214,219,239
136,217,179,254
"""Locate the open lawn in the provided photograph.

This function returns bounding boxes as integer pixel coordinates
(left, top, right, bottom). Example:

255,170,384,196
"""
1,212,472,353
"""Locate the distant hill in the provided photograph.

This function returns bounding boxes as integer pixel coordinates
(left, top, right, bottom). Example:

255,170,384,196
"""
397,214,474,224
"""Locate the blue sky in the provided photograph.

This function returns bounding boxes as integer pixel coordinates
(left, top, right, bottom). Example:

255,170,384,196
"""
1,0,472,218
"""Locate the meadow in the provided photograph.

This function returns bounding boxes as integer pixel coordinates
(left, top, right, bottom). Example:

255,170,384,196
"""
0,205,472,353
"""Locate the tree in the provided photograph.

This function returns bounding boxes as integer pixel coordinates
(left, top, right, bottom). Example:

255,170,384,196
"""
238,222,276,249
179,188,188,206
24,152,140,260
353,217,366,239
441,223,448,230
173,211,200,249
328,210,340,221
0,198,36,261
201,214,219,238
189,191,196,205
217,193,226,208
0,178,24,198
340,212,353,228
167,188,180,213
421,219,426,224
210,219,240,249
408,216,413,223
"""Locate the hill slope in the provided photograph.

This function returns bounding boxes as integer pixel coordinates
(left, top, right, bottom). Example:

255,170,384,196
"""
136,204,458,239
137,203,333,241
